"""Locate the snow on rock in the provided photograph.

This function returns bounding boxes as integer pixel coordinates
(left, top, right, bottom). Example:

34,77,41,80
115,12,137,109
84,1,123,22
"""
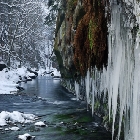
52,68,61,77
0,68,19,94
5,128,9,131
38,68,46,76
9,126,20,131
18,133,35,140
26,72,35,77
16,67,27,77
0,84,18,94
0,61,5,64
34,121,46,127
0,111,36,126
0,67,29,94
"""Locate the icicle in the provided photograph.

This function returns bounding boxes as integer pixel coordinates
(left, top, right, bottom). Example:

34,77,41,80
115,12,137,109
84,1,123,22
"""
91,79,95,116
85,69,90,111
74,81,79,100
80,1,140,140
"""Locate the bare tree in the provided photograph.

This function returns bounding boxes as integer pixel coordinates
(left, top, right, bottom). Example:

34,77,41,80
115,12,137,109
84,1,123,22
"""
0,0,51,69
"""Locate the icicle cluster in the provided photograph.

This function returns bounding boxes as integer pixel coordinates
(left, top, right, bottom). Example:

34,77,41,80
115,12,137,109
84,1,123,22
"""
82,1,140,140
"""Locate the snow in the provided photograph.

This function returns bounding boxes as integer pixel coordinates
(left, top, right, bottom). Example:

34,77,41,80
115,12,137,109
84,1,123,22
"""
16,67,27,77
38,68,46,75
38,67,61,78
0,61,5,64
9,126,20,131
5,128,9,131
18,133,35,140
0,111,36,126
26,72,35,77
0,68,20,94
0,66,38,94
35,121,46,127
52,68,61,77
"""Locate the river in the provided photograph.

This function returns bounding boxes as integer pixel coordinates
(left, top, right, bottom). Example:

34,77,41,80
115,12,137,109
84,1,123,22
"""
0,76,111,140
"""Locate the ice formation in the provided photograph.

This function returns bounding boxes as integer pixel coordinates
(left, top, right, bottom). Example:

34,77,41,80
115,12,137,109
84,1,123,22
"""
83,1,140,140
75,81,80,100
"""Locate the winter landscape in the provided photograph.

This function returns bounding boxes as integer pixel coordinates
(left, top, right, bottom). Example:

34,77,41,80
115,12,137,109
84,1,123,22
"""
1,0,140,140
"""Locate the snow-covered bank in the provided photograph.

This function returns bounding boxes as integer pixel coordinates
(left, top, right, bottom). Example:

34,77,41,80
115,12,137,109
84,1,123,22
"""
0,68,20,94
0,67,38,94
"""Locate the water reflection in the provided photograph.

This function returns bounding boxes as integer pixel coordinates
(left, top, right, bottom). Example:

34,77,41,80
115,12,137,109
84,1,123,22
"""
0,76,112,140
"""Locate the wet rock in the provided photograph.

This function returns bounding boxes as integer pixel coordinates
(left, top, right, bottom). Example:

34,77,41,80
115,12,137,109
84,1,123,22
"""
16,86,24,91
0,63,6,71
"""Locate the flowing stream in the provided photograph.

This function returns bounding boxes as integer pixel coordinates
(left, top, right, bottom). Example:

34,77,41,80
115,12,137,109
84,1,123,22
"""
0,76,111,140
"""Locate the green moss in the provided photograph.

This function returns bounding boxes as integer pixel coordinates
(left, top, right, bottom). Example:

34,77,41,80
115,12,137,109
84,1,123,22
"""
88,20,94,49
54,113,76,123
94,100,100,110
54,50,63,71
76,7,85,28
65,128,88,135
55,13,65,37
55,113,74,120
77,116,92,123
68,0,77,12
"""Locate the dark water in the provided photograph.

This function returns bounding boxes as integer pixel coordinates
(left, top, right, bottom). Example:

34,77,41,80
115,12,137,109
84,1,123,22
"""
0,76,111,140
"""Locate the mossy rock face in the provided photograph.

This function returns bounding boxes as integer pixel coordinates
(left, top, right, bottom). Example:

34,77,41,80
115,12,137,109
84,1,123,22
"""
56,0,108,76
55,13,65,37
73,0,108,75
54,0,108,77
54,49,75,79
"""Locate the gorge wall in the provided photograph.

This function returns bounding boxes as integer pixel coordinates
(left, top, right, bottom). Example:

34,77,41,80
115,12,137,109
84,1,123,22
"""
54,0,140,140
